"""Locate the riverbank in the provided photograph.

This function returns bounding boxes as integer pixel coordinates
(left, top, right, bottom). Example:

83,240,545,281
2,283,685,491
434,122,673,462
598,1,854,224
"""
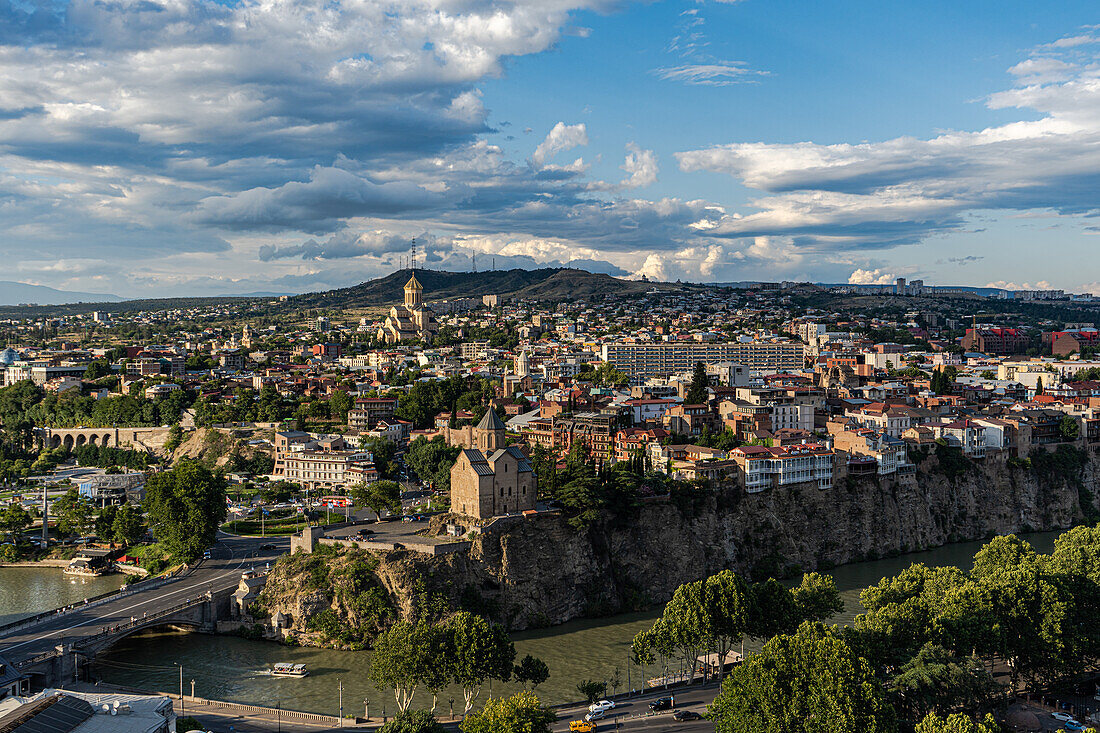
92,530,1065,715
0,560,70,568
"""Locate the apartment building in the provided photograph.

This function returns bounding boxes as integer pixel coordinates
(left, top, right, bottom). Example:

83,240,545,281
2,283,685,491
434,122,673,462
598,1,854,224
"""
600,341,804,379
730,443,835,492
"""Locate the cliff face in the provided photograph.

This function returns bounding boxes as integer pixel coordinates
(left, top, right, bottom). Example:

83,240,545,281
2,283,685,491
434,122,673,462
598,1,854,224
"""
371,452,1093,631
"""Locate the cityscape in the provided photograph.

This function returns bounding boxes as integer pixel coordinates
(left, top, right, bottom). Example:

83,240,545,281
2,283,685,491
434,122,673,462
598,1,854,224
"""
2,2,1100,733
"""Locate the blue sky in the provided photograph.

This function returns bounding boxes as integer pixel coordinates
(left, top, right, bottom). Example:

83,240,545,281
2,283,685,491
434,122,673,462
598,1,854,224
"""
1,0,1099,297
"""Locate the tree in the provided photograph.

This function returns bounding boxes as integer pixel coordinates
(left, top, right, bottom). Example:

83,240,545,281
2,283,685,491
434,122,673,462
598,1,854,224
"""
1060,414,1080,441
686,362,709,404
361,436,398,478
0,502,31,540
330,389,353,421
112,504,145,546
791,572,844,622
914,712,999,733
575,680,607,704
708,622,896,733
143,460,227,561
405,436,460,491
377,710,447,733
52,489,94,539
513,654,550,690
461,692,556,733
351,480,402,521
370,621,442,714
890,645,999,722
1035,377,1044,396
445,611,516,714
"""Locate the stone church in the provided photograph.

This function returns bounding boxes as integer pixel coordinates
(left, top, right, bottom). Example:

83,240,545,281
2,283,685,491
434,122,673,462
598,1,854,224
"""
450,410,537,519
378,272,438,343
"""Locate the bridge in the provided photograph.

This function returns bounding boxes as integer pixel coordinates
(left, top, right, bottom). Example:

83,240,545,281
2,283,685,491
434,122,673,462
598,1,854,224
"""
41,426,172,452
0,534,288,689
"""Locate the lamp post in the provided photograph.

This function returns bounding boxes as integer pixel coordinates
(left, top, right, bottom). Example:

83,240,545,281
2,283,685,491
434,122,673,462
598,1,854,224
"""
338,678,343,728
175,663,184,717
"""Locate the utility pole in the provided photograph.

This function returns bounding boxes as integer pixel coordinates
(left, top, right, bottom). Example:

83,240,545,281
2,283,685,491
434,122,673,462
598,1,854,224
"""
339,678,343,727
41,480,48,547
177,664,184,717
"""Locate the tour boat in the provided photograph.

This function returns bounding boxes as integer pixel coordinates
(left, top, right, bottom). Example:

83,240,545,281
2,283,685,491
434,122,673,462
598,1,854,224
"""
271,663,309,678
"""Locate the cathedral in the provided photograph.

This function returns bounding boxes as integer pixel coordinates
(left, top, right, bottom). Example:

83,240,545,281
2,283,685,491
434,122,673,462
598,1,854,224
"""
378,271,438,343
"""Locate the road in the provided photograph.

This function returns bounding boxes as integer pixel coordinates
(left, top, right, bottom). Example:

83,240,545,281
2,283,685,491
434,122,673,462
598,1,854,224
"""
551,685,717,733
0,533,290,666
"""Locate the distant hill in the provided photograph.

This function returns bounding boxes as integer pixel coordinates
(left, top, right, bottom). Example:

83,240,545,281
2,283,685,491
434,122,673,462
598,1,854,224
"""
290,268,672,308
0,281,123,306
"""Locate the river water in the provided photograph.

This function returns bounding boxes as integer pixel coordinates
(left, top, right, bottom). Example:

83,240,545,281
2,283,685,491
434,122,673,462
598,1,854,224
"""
8,531,1058,716
0,567,124,626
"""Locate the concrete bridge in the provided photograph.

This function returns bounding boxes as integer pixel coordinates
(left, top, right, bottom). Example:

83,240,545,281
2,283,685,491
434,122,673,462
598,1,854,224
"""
41,426,172,452
0,534,288,689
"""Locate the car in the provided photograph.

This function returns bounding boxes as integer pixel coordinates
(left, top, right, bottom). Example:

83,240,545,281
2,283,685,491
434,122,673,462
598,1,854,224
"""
1053,712,1076,722
259,543,276,551
588,700,616,714
1063,721,1086,732
673,710,702,721
584,709,607,722
649,697,674,711
569,721,596,732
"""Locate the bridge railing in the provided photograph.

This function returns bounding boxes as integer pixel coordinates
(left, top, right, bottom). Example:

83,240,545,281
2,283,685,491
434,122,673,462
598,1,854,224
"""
15,649,61,670
73,592,214,650
0,564,191,638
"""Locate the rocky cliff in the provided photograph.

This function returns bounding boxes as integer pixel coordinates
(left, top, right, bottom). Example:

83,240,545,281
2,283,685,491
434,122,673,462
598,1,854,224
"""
370,449,1094,631
260,447,1097,641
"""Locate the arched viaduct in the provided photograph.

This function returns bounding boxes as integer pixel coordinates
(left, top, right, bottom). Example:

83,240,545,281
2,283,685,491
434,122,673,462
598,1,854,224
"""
42,426,172,452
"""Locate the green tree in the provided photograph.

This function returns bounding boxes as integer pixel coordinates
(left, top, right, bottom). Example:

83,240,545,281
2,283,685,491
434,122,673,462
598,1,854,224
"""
708,622,896,733
111,504,145,546
351,480,402,521
575,680,607,704
143,460,227,561
791,572,844,622
369,621,443,714
513,654,550,690
913,712,999,733
461,692,556,733
330,390,353,422
1060,414,1080,441
405,436,460,491
361,436,398,478
52,489,94,539
686,362,709,404
445,611,516,714
0,502,31,540
377,710,447,733
889,645,999,722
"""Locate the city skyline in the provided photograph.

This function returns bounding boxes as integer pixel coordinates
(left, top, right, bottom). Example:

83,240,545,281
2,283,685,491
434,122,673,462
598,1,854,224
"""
2,0,1099,298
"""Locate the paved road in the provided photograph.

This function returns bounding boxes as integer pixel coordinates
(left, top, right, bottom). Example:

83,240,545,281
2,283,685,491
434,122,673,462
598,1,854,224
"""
0,533,290,665
552,685,717,733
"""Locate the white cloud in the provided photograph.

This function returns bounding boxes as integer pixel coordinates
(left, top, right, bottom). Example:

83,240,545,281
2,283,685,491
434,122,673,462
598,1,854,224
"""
654,63,766,86
530,122,589,168
849,268,896,285
620,144,659,188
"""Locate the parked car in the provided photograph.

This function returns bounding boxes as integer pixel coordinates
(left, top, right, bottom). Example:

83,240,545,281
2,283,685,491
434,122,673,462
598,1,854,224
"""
588,700,616,714
1052,713,1076,722
1063,721,1086,732
649,697,674,711
673,710,702,721
259,543,276,551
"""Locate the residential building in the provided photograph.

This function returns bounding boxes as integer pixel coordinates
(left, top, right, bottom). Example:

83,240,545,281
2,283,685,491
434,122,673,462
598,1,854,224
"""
600,341,804,379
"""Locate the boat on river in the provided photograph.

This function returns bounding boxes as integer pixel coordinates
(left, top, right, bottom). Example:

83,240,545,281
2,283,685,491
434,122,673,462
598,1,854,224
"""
272,663,309,678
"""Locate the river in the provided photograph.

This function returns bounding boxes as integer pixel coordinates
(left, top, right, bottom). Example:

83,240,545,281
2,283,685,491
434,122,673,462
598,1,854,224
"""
0,567,124,626
52,531,1061,715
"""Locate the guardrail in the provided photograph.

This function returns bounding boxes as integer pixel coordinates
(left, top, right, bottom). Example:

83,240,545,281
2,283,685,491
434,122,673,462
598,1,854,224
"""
165,694,342,725
14,650,61,670
0,564,192,638
73,593,213,650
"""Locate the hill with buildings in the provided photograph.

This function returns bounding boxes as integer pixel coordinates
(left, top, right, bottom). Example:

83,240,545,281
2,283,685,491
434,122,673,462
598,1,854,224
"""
289,268,676,308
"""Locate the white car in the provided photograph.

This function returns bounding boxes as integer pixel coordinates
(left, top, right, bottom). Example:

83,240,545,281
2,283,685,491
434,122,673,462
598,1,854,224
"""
585,709,608,722
588,700,616,714
1052,712,1076,722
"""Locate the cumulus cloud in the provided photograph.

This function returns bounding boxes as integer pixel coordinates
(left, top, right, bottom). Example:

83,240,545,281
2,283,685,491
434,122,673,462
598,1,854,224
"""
620,144,659,188
530,122,589,168
675,39,1100,252
849,268,897,285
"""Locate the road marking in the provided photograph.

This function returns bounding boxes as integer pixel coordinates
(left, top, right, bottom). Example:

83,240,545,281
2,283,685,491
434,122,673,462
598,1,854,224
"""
0,539,263,655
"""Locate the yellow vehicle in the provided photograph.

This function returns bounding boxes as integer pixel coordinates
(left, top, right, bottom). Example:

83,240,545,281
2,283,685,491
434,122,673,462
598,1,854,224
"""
570,721,597,732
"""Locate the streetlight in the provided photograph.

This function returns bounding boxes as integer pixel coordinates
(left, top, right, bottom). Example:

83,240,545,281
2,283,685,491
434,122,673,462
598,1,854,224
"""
174,663,184,717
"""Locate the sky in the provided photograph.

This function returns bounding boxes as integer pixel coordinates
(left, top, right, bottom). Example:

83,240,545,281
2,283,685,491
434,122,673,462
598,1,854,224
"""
1,0,1100,298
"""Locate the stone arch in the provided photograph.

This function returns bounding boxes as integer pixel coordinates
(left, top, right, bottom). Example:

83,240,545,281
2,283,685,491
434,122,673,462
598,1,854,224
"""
63,435,74,451
102,433,112,447
49,434,61,449
75,434,86,447
89,434,99,446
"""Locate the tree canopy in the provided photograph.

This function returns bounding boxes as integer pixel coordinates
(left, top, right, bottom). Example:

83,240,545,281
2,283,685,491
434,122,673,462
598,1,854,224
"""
144,459,227,561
